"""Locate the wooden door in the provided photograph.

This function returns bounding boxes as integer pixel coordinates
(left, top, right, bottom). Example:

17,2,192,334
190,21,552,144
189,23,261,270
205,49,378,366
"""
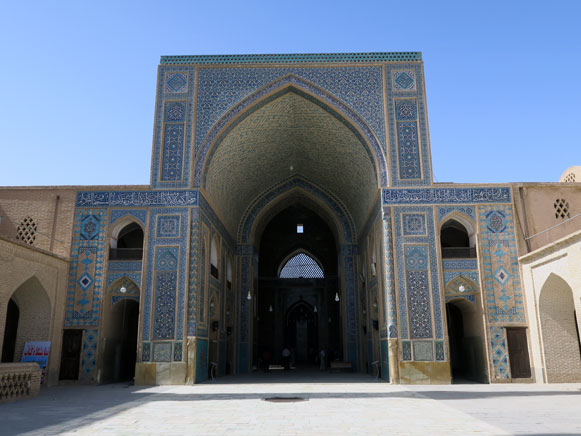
506,327,531,379
59,329,83,380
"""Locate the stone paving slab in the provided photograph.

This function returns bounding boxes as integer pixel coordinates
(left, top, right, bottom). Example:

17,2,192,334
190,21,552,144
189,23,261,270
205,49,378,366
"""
0,371,580,435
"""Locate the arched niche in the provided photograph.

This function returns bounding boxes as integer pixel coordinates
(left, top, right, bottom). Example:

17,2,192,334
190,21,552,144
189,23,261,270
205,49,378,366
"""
440,216,476,259
109,220,144,260
539,273,581,382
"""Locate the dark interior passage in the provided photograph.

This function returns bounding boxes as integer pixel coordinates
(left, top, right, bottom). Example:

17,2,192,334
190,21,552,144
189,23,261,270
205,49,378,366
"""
1,299,19,362
103,299,139,382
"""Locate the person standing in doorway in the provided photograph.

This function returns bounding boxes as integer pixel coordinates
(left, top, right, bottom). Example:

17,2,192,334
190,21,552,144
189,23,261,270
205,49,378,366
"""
319,349,326,371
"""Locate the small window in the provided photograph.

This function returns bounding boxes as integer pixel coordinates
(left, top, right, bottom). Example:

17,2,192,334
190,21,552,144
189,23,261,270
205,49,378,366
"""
226,258,232,290
210,236,219,279
16,216,37,245
280,252,323,278
554,198,570,220
564,173,576,183
296,224,304,234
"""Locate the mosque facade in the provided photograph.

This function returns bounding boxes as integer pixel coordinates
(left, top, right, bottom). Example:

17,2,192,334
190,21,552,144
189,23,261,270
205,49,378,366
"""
1,52,580,386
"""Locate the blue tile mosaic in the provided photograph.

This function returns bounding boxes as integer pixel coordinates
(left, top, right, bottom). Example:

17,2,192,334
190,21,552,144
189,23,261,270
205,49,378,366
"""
164,101,186,122
156,215,181,238
478,205,525,324
383,187,512,205
141,342,151,362
77,190,198,207
173,342,183,361
392,70,416,91
380,339,389,381
395,99,417,121
397,122,422,180
402,341,412,360
381,210,398,339
394,207,443,341
196,338,209,382
66,209,106,327
109,209,148,227
199,194,236,249
143,208,189,341
437,206,475,221
402,213,426,236
490,326,510,379
406,270,432,338
161,124,185,182
187,208,200,336
166,73,188,93
106,272,141,288
442,259,478,270
108,261,143,272
435,341,445,361
161,52,422,65
81,329,98,380
153,271,177,339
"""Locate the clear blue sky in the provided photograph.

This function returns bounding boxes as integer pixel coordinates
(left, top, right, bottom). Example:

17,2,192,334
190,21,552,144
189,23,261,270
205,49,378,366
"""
0,1,579,186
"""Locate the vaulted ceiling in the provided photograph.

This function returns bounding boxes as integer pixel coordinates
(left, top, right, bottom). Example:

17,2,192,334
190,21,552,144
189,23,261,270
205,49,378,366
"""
203,91,379,240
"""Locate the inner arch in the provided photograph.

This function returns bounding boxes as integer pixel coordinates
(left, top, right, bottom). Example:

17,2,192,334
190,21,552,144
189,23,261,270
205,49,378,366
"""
203,89,378,238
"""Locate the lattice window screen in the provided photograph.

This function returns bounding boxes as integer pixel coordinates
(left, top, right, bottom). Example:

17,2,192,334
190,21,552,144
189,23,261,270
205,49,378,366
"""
280,253,324,278
16,216,37,245
554,198,570,219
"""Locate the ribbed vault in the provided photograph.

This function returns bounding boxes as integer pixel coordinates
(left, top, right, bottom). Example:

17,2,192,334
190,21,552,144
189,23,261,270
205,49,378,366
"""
203,91,379,237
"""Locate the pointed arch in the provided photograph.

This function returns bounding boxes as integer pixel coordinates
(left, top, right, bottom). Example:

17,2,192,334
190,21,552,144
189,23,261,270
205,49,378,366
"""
109,219,144,260
539,273,581,382
194,74,388,189
238,175,355,245
278,249,324,279
107,276,140,303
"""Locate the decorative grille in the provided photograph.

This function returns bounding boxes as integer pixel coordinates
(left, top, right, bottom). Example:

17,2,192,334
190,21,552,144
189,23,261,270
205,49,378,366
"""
554,198,570,219
280,253,324,278
16,216,37,245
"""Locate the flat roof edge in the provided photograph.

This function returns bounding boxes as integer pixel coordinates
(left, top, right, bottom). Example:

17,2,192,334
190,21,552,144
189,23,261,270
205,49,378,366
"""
160,52,422,65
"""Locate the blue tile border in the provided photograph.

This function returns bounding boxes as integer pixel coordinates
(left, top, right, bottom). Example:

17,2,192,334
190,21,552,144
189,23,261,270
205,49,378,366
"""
76,190,198,207
383,187,511,205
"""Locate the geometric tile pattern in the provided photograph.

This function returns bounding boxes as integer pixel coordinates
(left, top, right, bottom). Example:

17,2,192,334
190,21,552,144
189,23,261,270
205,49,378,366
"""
395,99,417,121
144,208,189,341
397,122,422,180
445,274,479,296
161,52,422,65
161,124,185,182
478,205,526,324
153,271,177,340
392,70,416,91
386,64,431,187
413,340,433,361
402,341,412,360
164,101,186,122
187,207,200,336
166,73,188,93
108,276,140,305
382,210,398,339
194,66,386,156
109,209,148,226
402,213,426,236
80,329,98,381
66,209,106,327
490,326,510,379
173,342,183,361
435,341,445,361
141,342,151,362
393,206,443,341
437,206,475,221
157,215,181,238
404,244,432,339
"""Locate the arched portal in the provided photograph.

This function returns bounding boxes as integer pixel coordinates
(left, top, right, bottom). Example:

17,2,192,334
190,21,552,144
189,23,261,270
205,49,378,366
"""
445,297,487,383
6,277,51,363
195,78,381,377
254,204,341,370
101,278,140,383
539,273,581,382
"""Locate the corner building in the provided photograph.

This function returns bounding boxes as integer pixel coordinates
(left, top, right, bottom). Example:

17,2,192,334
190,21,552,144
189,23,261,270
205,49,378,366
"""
1,53,580,386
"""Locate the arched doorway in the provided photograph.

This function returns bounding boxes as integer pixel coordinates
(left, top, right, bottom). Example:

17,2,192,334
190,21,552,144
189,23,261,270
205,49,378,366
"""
1,299,20,362
441,219,476,259
446,298,487,383
109,222,144,260
539,273,581,382
101,279,140,383
254,203,341,370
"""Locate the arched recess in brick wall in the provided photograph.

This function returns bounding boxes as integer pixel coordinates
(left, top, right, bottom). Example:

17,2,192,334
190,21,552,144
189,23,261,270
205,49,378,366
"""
539,273,581,382
4,276,51,363
109,220,144,261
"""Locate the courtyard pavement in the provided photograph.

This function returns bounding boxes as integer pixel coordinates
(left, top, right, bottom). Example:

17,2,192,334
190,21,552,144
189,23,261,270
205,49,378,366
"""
1,369,580,435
